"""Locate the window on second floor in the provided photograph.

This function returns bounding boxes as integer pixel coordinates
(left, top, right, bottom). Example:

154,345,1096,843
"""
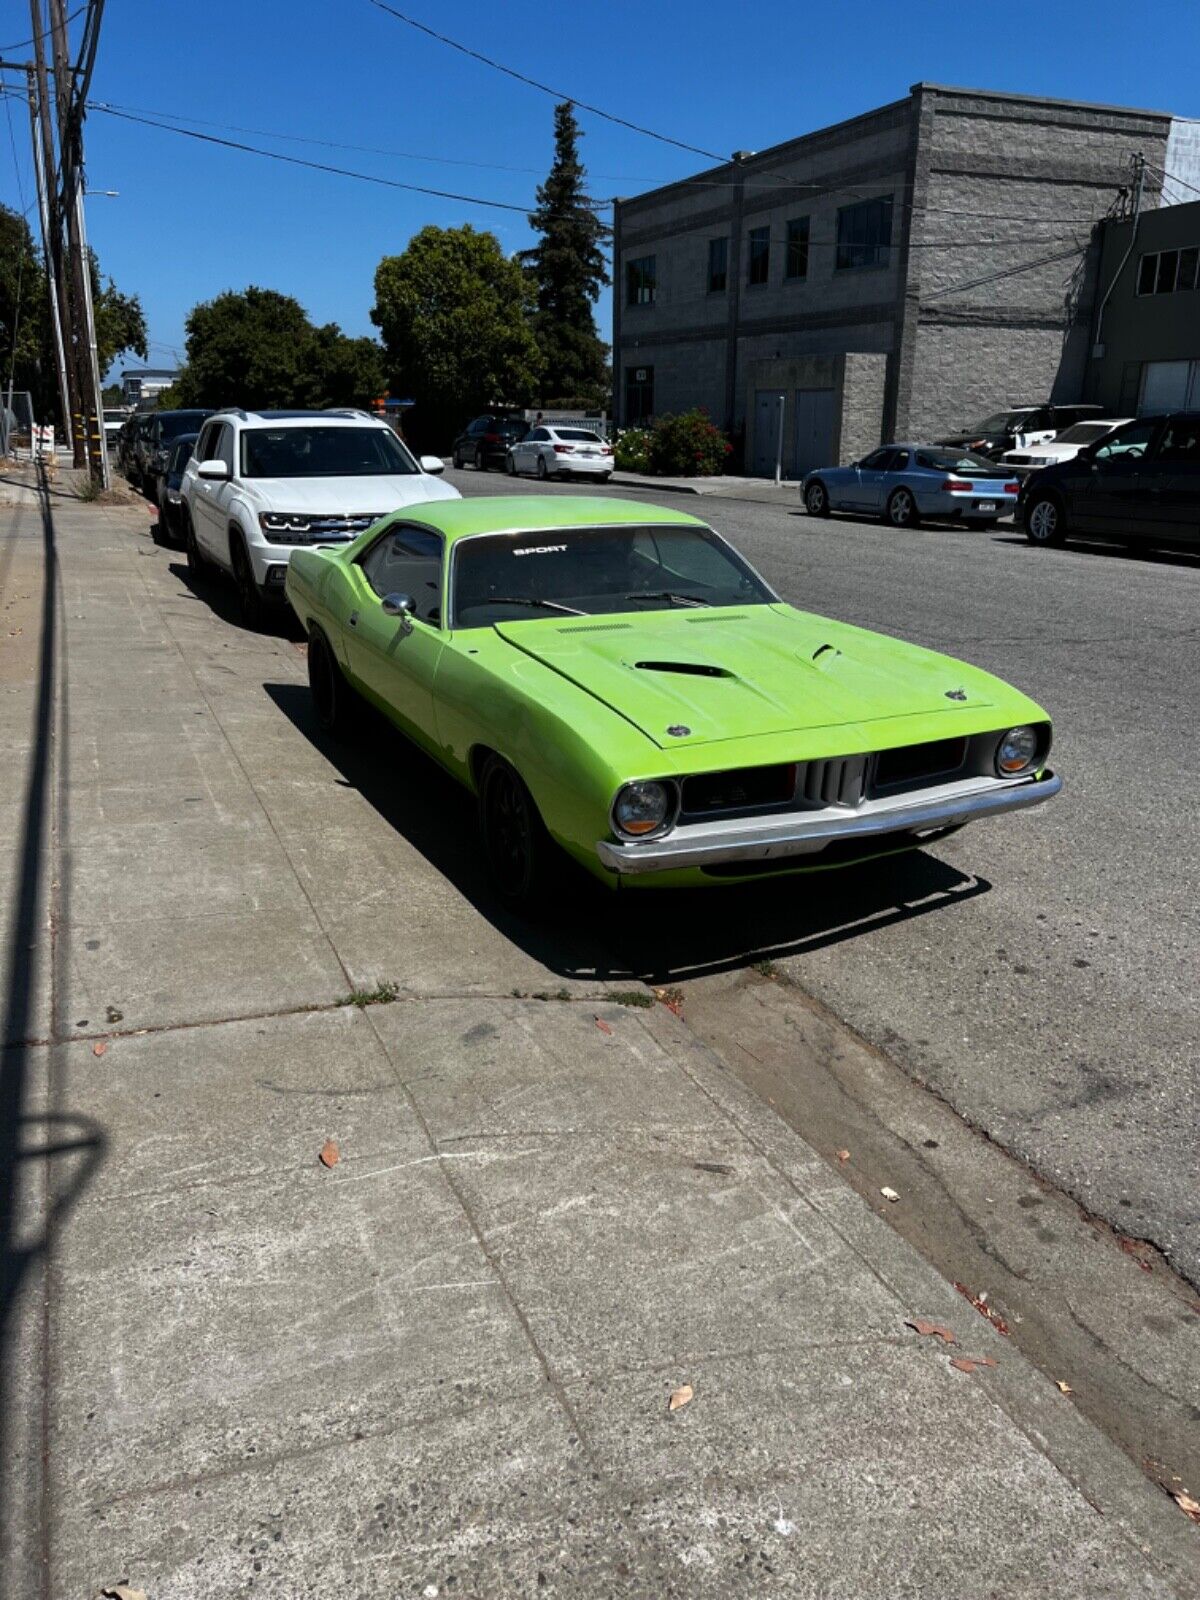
707,237,728,293
836,196,893,270
747,225,770,286
1136,246,1200,295
626,255,656,306
785,216,810,281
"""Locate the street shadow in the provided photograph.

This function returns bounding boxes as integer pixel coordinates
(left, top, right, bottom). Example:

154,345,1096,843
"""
0,465,106,1533
167,561,304,639
264,682,988,986
992,534,1200,569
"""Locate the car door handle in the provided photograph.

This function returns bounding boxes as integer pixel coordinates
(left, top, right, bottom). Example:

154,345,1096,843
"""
348,610,359,627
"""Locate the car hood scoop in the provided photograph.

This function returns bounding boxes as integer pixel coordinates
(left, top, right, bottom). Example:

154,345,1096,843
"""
494,606,994,749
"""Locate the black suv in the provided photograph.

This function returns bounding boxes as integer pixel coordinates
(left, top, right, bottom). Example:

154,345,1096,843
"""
941,404,1103,460
132,409,215,501
452,412,529,471
1019,412,1200,551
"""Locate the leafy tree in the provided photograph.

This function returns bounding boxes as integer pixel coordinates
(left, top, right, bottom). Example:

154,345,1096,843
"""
89,254,148,377
174,286,385,410
372,225,542,448
0,204,52,416
521,103,610,408
101,381,123,406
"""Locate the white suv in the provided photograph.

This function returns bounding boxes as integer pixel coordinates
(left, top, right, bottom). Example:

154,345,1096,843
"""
180,408,458,627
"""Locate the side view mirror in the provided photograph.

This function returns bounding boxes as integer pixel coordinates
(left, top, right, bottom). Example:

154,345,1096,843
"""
197,458,230,480
382,592,415,634
419,454,446,475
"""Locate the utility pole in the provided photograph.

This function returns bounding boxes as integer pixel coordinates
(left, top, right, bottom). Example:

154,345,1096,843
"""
1093,151,1146,361
24,66,72,444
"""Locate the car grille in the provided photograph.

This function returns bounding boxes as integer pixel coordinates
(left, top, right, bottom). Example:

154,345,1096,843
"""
874,737,967,790
800,755,868,809
261,513,384,545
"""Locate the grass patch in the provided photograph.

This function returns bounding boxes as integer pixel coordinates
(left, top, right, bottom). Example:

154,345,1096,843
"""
609,989,655,1008
338,981,399,1008
754,959,780,979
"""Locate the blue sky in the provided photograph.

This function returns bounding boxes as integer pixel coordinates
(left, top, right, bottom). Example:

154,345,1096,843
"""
3,0,1197,381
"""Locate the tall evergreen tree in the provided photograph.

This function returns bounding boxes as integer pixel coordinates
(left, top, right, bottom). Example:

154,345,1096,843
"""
522,102,610,408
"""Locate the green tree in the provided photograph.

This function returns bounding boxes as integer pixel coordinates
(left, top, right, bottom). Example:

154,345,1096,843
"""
89,254,148,376
0,204,52,416
371,225,542,448
174,286,385,410
521,102,610,408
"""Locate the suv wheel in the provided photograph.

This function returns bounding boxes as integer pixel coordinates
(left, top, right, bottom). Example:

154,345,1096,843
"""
184,511,207,575
1025,493,1066,547
230,535,264,630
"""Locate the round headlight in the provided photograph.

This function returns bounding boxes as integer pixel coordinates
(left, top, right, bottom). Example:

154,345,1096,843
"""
612,780,673,838
996,725,1039,775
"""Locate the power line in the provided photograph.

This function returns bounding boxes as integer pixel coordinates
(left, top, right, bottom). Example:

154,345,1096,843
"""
0,1,85,55
1144,158,1200,202
362,0,725,163
921,244,1086,302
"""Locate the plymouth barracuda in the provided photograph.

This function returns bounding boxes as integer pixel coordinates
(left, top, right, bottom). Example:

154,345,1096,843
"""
285,497,1061,904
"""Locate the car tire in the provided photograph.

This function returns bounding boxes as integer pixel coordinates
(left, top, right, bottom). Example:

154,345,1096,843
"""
599,473,612,484
805,480,830,517
506,451,517,475
885,487,919,528
536,455,548,480
230,535,265,631
475,445,487,471
1025,492,1066,547
478,754,552,910
307,628,354,736
183,511,207,575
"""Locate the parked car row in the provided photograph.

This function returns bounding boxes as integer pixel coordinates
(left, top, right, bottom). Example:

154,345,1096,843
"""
116,408,215,503
450,412,614,480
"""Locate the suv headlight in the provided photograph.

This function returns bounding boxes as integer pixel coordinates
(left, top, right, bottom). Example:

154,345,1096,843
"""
995,726,1040,776
259,512,313,543
611,780,677,839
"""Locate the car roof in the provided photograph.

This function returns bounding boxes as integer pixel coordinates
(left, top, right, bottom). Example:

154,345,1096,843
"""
393,495,705,546
212,408,386,428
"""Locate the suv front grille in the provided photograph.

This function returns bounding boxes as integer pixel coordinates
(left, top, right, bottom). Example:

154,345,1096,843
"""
260,513,384,545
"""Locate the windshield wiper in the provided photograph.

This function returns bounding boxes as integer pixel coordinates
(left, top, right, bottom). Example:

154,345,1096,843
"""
487,596,588,616
623,590,710,608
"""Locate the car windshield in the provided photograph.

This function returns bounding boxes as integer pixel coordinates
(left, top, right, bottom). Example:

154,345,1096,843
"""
971,411,1033,433
554,429,603,443
1055,423,1111,444
915,448,998,472
103,409,125,423
241,426,417,478
159,412,210,442
452,523,775,628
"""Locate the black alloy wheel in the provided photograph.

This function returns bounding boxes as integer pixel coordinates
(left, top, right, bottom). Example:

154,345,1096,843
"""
1025,493,1066,547
230,537,264,631
805,480,829,517
885,487,919,528
307,629,352,735
479,755,550,909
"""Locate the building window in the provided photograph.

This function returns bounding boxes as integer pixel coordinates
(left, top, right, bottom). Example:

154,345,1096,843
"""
747,226,770,286
835,196,893,270
624,364,655,425
626,255,656,306
784,216,810,281
1136,247,1199,295
707,237,728,293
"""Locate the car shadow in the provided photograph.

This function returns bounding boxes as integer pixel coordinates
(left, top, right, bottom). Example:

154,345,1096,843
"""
264,681,989,985
991,534,1200,568
167,562,304,639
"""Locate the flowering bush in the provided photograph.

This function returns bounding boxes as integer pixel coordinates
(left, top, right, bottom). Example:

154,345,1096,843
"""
616,408,733,476
614,426,653,473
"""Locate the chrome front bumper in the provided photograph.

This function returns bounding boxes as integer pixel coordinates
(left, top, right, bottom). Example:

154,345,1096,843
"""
595,770,1062,876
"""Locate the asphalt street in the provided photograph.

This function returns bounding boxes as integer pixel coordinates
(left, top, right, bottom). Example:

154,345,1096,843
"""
446,463,1200,1285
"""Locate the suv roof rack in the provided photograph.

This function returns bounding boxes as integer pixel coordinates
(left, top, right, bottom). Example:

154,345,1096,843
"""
322,407,374,420
212,407,248,420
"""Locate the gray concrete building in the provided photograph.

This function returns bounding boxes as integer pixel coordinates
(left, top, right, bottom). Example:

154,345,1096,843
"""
612,84,1192,476
1084,196,1200,415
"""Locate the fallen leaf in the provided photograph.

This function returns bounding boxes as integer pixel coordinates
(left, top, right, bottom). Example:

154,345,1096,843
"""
836,1149,851,1163
949,1355,997,1374
101,1587,149,1600
92,1041,106,1057
318,1139,340,1168
1118,1236,1154,1273
905,1318,956,1344
594,1016,613,1035
668,1383,693,1412
880,1186,900,1203
953,1281,1010,1336
1174,1492,1200,1523
652,986,685,1017
1056,1380,1073,1395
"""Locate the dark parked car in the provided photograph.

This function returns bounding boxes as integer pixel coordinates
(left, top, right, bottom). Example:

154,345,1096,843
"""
451,412,529,471
155,433,198,544
117,413,151,478
132,409,214,501
1019,412,1200,551
941,404,1104,460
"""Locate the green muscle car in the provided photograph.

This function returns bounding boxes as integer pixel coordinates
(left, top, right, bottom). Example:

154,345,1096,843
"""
285,496,1060,903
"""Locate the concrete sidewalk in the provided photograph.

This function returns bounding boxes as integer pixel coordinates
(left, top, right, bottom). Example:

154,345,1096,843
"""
1,487,1194,1597
609,469,802,506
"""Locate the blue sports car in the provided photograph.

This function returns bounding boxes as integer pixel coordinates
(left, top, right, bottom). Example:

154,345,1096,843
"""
803,444,1022,528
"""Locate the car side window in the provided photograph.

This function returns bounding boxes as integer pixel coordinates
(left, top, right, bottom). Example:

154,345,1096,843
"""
1155,420,1200,462
360,525,444,623
214,424,236,474
196,422,220,462
891,449,910,471
860,448,892,470
530,428,549,442
1093,419,1157,460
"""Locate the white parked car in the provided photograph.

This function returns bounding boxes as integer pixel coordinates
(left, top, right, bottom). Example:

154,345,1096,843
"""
507,424,614,481
180,408,458,628
1001,419,1132,476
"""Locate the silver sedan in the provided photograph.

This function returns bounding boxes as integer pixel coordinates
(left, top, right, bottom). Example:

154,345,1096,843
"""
803,444,1021,528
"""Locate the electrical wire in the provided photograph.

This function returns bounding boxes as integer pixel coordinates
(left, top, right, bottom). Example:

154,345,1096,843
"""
362,0,725,163
0,1,87,57
921,244,1086,302
1145,159,1200,202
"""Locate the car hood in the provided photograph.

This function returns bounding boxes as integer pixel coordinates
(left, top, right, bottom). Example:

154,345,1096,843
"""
237,474,460,513
494,604,997,750
1004,442,1078,464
